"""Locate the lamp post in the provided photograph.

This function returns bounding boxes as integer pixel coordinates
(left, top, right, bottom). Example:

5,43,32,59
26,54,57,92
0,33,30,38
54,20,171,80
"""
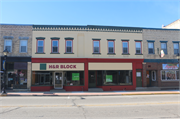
1,49,8,95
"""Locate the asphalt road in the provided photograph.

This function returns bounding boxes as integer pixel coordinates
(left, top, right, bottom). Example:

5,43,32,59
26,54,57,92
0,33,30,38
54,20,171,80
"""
0,94,180,119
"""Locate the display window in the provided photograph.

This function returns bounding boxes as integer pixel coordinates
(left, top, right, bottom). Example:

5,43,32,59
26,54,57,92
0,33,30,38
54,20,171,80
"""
32,71,53,85
161,70,179,80
89,70,133,86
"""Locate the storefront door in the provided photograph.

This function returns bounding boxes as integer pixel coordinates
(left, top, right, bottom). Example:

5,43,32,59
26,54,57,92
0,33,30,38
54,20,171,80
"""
89,71,96,88
136,71,142,87
54,72,63,89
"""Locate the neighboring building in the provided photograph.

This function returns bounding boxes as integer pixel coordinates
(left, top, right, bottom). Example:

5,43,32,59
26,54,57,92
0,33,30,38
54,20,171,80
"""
142,28,180,89
162,19,180,29
31,25,143,91
0,24,32,90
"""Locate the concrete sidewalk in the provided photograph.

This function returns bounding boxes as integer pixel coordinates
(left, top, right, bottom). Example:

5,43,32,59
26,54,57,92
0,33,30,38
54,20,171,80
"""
1,90,180,96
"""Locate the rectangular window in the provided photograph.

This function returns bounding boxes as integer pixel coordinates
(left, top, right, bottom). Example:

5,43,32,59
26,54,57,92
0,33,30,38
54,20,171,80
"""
174,43,179,55
4,39,12,52
151,71,156,81
93,40,100,53
66,40,73,53
89,70,132,86
32,71,52,85
37,40,44,53
108,41,114,53
148,42,154,54
64,71,84,86
122,41,129,54
135,42,141,54
161,70,179,80
20,40,27,52
161,43,167,54
52,40,59,53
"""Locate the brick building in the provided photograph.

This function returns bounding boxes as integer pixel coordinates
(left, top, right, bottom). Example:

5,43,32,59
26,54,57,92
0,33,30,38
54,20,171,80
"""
0,24,32,90
142,28,180,90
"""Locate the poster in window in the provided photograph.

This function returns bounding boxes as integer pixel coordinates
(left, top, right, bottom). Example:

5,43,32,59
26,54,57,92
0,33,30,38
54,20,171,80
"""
162,64,179,69
106,75,112,82
136,72,141,77
20,78,24,85
72,73,79,81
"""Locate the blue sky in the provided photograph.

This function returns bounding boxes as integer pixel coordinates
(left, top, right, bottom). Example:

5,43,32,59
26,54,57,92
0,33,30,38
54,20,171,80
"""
0,0,180,28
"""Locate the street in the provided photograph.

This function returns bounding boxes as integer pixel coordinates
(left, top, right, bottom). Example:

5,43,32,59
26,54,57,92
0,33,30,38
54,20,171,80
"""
0,94,180,119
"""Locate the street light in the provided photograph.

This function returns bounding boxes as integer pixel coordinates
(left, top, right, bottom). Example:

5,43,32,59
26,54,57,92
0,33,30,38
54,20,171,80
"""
1,49,8,95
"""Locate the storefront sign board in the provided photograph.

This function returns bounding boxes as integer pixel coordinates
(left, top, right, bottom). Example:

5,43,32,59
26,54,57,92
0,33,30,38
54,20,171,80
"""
162,64,179,69
72,73,79,81
106,75,113,82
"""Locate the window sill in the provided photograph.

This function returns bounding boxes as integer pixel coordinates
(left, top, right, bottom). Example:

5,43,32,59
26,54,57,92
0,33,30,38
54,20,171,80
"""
135,53,143,55
64,52,74,54
122,53,130,55
50,52,60,54
35,52,45,54
92,53,101,55
148,53,155,55
161,80,179,82
107,53,116,55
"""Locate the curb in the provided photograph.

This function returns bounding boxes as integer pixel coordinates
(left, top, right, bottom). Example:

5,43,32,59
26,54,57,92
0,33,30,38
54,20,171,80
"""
1,92,179,97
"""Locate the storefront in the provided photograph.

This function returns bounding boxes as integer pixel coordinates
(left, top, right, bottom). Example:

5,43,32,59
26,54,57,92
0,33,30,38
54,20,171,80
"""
31,58,143,91
1,57,31,89
143,60,179,88
31,61,86,91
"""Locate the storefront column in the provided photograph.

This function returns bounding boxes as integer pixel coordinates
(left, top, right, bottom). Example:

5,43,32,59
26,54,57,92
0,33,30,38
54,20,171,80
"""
84,62,88,91
142,62,147,87
27,62,31,90
132,63,136,89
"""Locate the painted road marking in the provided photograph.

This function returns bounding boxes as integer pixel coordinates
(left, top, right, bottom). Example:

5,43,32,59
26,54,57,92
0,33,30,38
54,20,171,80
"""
0,101,180,108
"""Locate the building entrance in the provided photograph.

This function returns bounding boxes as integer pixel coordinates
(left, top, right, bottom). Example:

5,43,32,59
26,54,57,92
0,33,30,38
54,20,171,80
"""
54,72,63,89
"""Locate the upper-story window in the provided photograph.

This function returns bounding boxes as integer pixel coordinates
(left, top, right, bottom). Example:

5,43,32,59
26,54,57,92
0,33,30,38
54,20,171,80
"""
4,39,12,52
66,40,73,53
93,40,100,53
173,43,179,55
135,41,142,54
148,42,154,54
108,40,114,53
20,40,27,52
37,40,44,53
161,42,167,54
122,41,129,54
51,39,59,53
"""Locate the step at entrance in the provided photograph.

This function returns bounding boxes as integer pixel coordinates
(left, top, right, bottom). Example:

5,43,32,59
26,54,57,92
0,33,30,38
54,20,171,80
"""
50,89,66,92
88,88,103,92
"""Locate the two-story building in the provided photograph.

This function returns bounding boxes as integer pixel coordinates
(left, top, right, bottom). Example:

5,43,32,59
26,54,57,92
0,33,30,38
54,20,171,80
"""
31,25,144,91
0,24,32,91
142,28,180,90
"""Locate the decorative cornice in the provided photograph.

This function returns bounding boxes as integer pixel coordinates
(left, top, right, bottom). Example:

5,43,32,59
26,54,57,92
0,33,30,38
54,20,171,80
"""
19,37,29,40
33,25,143,33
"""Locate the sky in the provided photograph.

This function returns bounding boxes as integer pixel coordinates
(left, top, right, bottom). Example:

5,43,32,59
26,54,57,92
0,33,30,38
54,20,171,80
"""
0,0,180,28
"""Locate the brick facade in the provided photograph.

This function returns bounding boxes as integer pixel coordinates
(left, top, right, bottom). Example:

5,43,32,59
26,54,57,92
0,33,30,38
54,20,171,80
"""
0,24,32,89
142,29,180,88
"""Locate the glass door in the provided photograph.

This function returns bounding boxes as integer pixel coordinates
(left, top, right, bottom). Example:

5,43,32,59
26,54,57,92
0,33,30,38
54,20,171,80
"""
54,72,63,89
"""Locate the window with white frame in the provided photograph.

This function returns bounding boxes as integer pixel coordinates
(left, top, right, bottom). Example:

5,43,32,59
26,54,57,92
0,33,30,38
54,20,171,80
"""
93,40,100,53
108,41,114,53
161,42,167,54
151,71,156,81
66,40,72,53
37,40,44,53
135,42,141,54
4,39,12,52
52,40,58,53
20,40,27,52
161,70,179,80
173,43,179,55
148,42,154,54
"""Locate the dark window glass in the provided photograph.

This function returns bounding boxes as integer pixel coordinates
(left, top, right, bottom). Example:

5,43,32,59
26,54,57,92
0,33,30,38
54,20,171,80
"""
123,42,128,53
161,43,167,54
32,71,52,85
64,71,84,86
174,43,179,55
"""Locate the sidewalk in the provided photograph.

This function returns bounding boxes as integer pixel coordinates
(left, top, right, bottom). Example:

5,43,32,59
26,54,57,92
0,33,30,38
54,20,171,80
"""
1,90,180,96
